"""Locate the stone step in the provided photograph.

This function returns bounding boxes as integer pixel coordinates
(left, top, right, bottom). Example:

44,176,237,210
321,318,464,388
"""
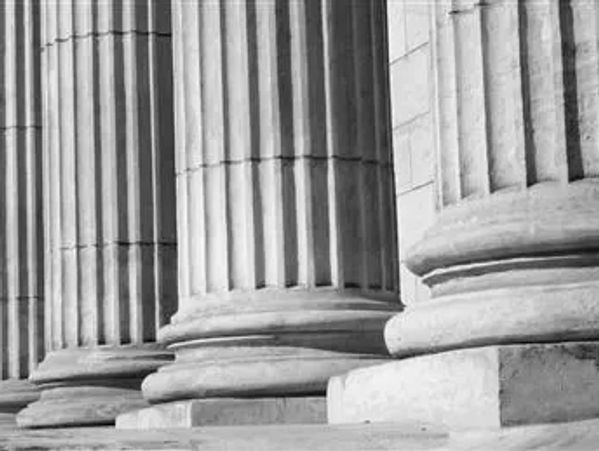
3,418,599,450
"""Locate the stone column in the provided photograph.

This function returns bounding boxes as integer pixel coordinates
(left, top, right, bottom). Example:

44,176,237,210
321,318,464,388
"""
17,0,177,428
0,0,43,423
122,0,400,429
329,0,599,429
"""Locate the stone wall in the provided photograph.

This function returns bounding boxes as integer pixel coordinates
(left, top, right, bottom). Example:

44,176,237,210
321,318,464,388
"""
387,0,435,304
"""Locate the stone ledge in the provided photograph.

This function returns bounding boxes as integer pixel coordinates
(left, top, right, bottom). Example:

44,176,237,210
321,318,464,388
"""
116,397,326,429
328,342,599,429
6,417,599,450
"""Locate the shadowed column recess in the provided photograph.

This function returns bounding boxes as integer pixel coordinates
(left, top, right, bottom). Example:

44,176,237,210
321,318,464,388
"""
140,0,400,411
17,0,177,428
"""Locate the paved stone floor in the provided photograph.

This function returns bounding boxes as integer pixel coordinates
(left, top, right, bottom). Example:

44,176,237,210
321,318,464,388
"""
2,418,599,450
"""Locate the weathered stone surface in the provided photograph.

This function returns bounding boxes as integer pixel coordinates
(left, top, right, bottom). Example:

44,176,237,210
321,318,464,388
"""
116,397,326,429
143,292,394,404
328,342,599,429
387,182,599,357
390,47,430,127
17,385,150,428
19,345,172,427
0,380,39,414
0,413,15,425
0,421,447,450
7,416,599,450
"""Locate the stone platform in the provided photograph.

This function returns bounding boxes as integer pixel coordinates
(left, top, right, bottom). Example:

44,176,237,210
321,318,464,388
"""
4,418,599,450
116,397,326,429
328,342,599,430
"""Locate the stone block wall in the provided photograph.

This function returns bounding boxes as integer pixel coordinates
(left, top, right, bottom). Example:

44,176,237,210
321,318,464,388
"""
387,0,435,304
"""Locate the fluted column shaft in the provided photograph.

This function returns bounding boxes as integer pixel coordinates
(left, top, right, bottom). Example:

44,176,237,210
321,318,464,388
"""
142,0,399,404
17,0,177,428
0,0,43,417
387,0,599,356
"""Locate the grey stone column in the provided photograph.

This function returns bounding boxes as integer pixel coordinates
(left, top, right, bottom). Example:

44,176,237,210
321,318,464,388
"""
127,0,400,428
0,0,43,422
329,0,599,429
17,0,177,428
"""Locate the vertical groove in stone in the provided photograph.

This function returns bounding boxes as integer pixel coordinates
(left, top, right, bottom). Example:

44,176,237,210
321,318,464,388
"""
202,1,229,294
45,0,62,351
175,0,200,301
74,0,98,347
351,0,372,290
0,0,43,379
149,2,176,332
518,0,568,184
453,0,490,199
570,0,599,177
435,1,461,206
289,0,311,288
558,0,583,182
255,0,284,288
435,0,599,207
97,0,124,346
176,0,398,311
372,0,398,292
480,0,526,191
223,0,255,291
42,0,176,350
41,0,52,357
58,0,79,348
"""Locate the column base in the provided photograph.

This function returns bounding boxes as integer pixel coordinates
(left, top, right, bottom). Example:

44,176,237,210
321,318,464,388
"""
0,413,15,425
116,396,326,429
0,380,39,414
327,342,599,430
143,290,399,404
17,345,172,428
16,384,149,428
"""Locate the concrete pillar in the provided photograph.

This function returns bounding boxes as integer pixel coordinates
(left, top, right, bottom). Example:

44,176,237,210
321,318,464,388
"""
118,0,400,429
328,0,599,429
0,0,43,422
17,0,177,428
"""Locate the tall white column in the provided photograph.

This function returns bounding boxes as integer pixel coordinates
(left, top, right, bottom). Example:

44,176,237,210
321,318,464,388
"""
330,0,599,429
138,0,400,422
17,0,177,428
0,0,43,421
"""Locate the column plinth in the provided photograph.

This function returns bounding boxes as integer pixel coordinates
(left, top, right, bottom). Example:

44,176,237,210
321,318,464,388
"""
143,290,397,404
0,380,39,415
387,180,599,356
17,345,171,428
329,0,599,429
18,0,177,428
125,0,401,428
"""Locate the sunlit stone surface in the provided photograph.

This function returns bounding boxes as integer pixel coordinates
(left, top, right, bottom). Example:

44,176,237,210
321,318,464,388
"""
17,0,178,428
